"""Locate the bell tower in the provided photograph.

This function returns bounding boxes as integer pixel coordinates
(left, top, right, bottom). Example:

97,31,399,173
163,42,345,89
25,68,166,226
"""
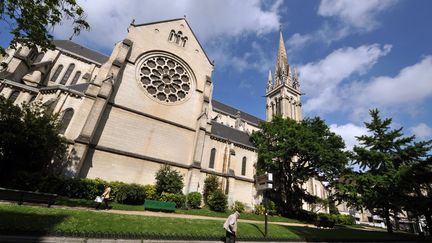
266,30,301,122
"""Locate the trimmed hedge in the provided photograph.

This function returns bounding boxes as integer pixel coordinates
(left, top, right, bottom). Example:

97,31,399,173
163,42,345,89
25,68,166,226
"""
115,183,146,205
159,192,186,209
2,173,155,205
315,213,336,228
315,213,355,228
331,214,356,225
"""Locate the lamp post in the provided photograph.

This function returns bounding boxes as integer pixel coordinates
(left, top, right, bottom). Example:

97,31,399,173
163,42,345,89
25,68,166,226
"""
256,172,273,238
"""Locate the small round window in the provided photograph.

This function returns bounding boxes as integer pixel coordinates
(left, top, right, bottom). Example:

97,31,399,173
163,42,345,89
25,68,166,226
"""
137,54,193,104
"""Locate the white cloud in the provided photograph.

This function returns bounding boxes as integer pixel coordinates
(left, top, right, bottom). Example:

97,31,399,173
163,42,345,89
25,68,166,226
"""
318,0,398,31
54,0,282,50
302,51,432,124
209,40,274,74
299,44,392,113
410,123,432,139
330,123,368,150
348,56,432,120
287,33,312,50
287,0,398,49
354,56,432,107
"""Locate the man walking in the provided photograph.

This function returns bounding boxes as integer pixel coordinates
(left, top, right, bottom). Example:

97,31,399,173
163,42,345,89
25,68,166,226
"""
224,211,240,243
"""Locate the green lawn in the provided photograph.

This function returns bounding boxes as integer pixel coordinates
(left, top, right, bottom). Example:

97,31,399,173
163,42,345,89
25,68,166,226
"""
0,204,425,241
55,196,304,224
176,207,304,224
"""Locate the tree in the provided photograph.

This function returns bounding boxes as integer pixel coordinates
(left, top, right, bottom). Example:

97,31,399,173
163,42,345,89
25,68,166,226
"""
0,96,66,185
203,174,220,205
344,109,431,233
0,0,89,63
207,189,228,212
155,164,184,196
398,156,432,235
250,116,348,216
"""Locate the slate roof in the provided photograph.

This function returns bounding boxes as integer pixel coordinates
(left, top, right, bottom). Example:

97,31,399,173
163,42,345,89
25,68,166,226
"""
52,40,109,65
212,99,264,126
210,121,255,148
66,83,90,93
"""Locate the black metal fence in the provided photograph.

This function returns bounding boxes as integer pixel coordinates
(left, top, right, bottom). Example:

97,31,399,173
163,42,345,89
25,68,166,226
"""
0,226,427,242
0,226,301,241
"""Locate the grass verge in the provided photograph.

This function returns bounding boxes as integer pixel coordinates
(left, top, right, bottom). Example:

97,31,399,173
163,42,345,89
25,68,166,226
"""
0,204,425,241
55,196,304,224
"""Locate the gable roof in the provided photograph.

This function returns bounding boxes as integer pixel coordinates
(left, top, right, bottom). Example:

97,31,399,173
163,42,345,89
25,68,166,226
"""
212,99,264,126
52,40,109,65
210,121,255,149
132,18,213,67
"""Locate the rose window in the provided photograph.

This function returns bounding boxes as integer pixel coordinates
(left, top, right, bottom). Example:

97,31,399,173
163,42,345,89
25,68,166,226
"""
138,56,192,103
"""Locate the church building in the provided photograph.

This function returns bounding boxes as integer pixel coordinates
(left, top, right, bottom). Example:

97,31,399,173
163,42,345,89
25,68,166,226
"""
0,18,328,211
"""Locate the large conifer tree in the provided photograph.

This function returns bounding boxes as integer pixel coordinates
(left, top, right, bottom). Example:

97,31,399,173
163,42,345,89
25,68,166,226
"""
347,109,431,233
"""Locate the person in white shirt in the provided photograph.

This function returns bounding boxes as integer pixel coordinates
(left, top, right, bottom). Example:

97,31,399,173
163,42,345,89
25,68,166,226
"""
223,211,240,243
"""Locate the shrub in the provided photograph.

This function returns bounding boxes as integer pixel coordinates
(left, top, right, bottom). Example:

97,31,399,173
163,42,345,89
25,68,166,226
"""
203,175,219,205
159,192,186,208
332,214,355,225
115,183,146,205
268,200,277,216
231,201,245,213
254,204,265,215
155,165,184,196
63,177,105,200
315,213,336,228
187,192,202,209
295,210,317,223
144,184,157,200
207,189,227,212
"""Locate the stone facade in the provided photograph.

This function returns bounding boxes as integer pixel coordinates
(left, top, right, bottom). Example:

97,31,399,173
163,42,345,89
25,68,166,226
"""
0,18,328,212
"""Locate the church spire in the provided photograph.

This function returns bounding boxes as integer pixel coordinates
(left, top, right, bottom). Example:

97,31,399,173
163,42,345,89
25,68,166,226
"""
267,70,273,91
274,30,289,85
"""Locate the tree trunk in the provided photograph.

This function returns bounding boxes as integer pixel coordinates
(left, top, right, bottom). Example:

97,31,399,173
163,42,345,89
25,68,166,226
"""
425,211,432,236
395,216,400,231
385,209,393,233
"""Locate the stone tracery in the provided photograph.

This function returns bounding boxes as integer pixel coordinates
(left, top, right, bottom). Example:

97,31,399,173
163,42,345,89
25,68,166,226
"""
138,55,192,103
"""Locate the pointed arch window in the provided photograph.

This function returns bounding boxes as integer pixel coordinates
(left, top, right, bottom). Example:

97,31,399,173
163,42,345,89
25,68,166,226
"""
59,108,74,134
277,98,282,115
175,31,182,44
9,91,19,103
168,30,175,42
209,148,216,169
51,64,63,82
271,102,275,116
241,157,247,176
181,37,188,47
60,64,75,85
70,71,81,85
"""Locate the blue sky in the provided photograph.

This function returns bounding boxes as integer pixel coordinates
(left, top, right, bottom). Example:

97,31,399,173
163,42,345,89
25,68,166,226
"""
1,0,432,149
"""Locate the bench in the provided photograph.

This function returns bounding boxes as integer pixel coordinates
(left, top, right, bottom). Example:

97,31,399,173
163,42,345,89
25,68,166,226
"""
0,187,57,207
144,199,176,212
